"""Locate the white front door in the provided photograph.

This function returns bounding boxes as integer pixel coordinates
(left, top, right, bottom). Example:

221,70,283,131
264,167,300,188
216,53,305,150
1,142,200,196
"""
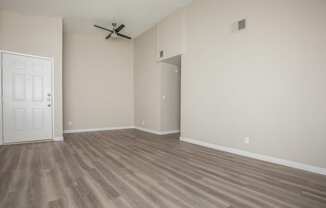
2,52,53,144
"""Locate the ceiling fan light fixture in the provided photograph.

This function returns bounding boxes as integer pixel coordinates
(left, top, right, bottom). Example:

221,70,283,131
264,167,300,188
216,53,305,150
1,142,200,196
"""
94,23,131,40
111,32,119,39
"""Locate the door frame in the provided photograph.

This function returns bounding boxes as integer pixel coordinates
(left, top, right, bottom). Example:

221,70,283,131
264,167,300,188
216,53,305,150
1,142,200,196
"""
0,50,55,145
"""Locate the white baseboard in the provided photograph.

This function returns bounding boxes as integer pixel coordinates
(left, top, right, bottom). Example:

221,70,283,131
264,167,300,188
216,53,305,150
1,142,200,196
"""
0,137,63,144
53,136,64,142
180,137,326,176
135,127,180,135
64,126,179,135
64,126,135,134
161,130,180,135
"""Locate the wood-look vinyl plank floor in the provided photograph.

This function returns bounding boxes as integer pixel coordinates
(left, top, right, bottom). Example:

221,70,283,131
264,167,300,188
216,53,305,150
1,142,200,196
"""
0,129,326,208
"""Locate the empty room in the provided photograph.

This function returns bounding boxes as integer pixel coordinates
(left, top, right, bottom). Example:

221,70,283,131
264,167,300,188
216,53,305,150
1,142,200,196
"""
0,0,326,207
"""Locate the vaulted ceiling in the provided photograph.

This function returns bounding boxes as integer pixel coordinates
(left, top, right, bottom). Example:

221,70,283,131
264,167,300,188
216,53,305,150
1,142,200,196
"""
0,0,192,37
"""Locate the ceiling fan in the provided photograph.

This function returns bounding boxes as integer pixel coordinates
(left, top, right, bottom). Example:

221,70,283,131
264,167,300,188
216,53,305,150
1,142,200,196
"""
94,23,132,40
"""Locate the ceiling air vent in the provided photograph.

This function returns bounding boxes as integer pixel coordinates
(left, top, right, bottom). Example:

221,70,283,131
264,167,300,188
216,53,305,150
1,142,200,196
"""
238,19,246,30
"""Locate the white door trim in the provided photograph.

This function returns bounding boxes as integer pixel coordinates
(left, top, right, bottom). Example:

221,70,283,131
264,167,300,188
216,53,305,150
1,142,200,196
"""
0,50,55,145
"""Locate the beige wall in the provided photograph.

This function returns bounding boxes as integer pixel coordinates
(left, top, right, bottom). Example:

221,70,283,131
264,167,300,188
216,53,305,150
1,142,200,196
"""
157,9,186,60
134,27,181,133
134,27,162,132
181,0,326,168
63,32,134,131
0,10,63,139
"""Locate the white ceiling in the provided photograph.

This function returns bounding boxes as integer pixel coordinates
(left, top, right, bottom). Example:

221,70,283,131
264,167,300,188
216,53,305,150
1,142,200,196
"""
0,0,192,37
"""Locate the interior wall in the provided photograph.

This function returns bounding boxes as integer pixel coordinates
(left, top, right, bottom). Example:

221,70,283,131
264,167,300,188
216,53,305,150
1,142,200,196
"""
160,62,181,132
0,10,63,139
134,27,181,133
134,27,162,132
157,9,186,60
182,0,326,168
63,32,134,131
2,0,325,170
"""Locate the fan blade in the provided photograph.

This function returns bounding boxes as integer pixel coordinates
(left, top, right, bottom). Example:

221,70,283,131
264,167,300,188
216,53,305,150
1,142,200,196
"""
106,32,113,39
117,33,132,40
115,24,125,33
94,25,113,33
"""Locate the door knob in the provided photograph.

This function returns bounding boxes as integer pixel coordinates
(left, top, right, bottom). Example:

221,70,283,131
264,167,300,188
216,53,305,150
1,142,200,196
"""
47,93,52,107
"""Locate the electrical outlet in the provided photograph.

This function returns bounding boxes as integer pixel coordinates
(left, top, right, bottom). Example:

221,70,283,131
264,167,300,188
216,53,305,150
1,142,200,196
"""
141,120,145,126
68,121,73,126
244,137,250,144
